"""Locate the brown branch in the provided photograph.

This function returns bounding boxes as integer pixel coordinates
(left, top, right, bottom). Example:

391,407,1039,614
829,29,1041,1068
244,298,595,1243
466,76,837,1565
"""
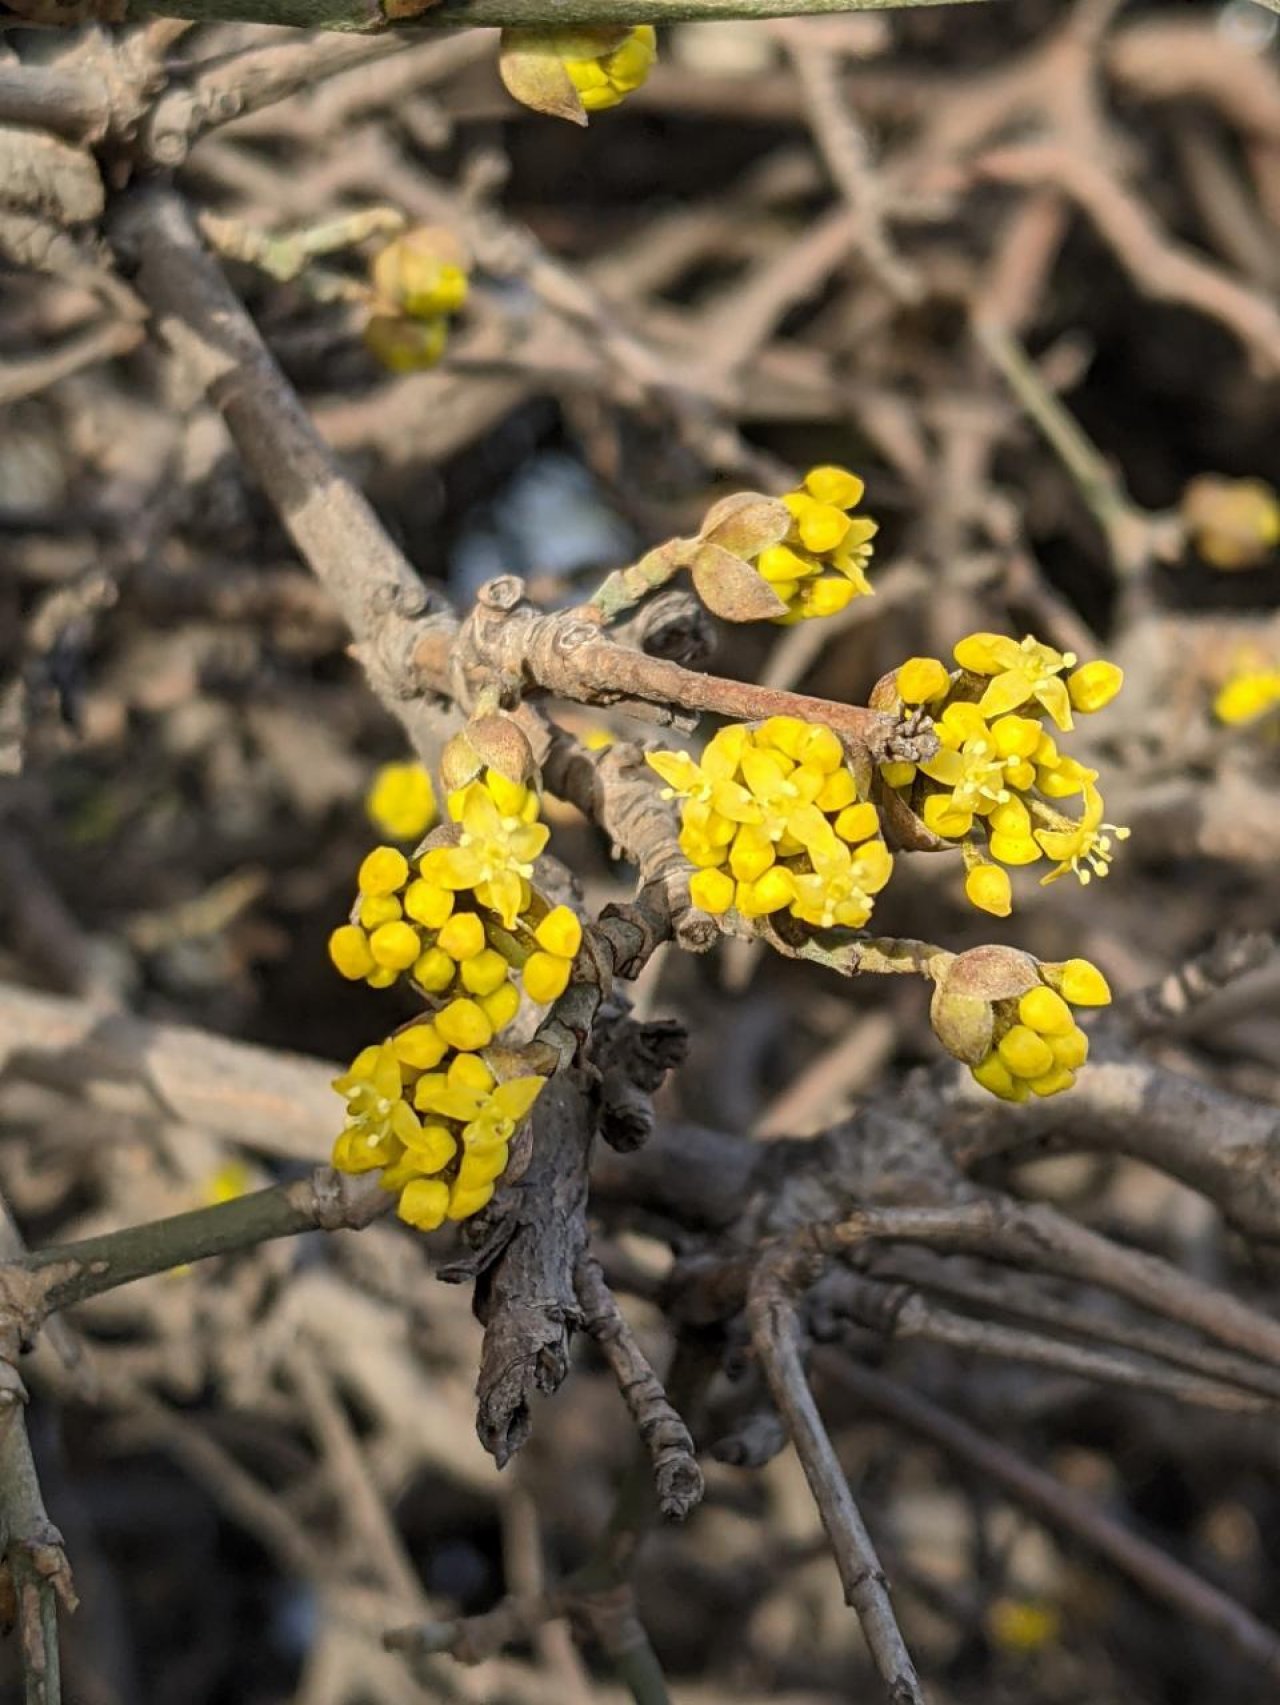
575,1255,703,1520
110,182,455,764
831,1360,1280,1684
978,139,1280,375
748,1251,927,1705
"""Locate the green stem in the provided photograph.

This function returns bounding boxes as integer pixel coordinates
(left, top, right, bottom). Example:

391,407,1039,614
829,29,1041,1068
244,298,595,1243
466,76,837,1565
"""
13,1173,388,1326
13,0,1003,36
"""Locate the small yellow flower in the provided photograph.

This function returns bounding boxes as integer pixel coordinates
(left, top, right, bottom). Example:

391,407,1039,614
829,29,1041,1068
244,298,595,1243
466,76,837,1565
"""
329,924,375,981
1034,784,1130,885
964,862,1012,918
962,957,1107,1102
432,781,550,929
358,846,410,898
896,657,951,705
953,632,1078,731
366,763,437,842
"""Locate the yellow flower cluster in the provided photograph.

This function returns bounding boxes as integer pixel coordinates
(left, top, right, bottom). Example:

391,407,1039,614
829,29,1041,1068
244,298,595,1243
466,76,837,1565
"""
1214,665,1280,727
882,634,1128,917
648,717,893,929
749,466,879,624
329,768,584,1227
559,25,656,111
970,958,1110,1102
365,761,437,842
333,1033,546,1229
364,227,469,374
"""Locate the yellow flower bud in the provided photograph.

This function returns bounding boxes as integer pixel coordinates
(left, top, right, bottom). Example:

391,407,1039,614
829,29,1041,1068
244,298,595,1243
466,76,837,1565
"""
364,314,447,374
757,545,813,586
923,794,972,839
1049,1028,1089,1070
434,998,494,1051
815,769,858,813
1027,1066,1077,1098
803,465,865,509
1018,986,1073,1036
523,951,572,1004
1053,958,1112,1006
1067,661,1123,715
448,1052,495,1093
689,867,735,914
437,911,486,962
880,761,916,789
413,946,457,993
1214,671,1280,726
965,863,1012,918
447,1180,495,1221
801,576,856,618
833,803,880,844
358,894,403,930
997,1025,1055,1080
485,770,533,817
896,657,951,704
456,1144,510,1190
729,825,775,883
971,1054,1030,1102
393,1024,448,1070
366,762,437,842
403,880,454,929
480,982,521,1031
797,725,844,773
460,948,509,997
358,846,409,897
737,867,797,915
534,905,583,959
369,921,422,971
367,967,398,990
329,924,375,981
397,1179,450,1231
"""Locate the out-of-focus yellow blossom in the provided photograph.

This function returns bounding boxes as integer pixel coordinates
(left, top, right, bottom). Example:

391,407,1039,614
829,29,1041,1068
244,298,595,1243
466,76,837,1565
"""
1182,475,1280,571
987,1598,1061,1654
750,466,879,624
649,716,893,930
1214,667,1280,727
364,314,448,374
366,762,437,842
878,634,1127,916
331,1031,548,1230
365,227,468,375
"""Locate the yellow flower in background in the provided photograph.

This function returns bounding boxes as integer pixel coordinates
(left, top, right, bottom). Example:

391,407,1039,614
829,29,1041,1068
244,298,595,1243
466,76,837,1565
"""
1214,667,1280,727
366,762,437,842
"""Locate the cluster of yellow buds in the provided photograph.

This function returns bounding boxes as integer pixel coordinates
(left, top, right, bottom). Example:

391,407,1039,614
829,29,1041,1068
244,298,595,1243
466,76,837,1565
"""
748,466,879,624
648,716,893,928
329,755,585,1228
877,633,1127,917
930,945,1111,1102
364,226,469,374
499,26,656,124
332,1031,547,1229
1213,662,1280,727
365,761,437,842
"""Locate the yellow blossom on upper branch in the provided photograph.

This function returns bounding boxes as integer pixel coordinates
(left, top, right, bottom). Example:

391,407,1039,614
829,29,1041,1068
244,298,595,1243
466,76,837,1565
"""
648,716,893,930
366,761,437,843
1214,665,1280,727
499,26,656,124
752,466,879,624
879,632,1128,917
